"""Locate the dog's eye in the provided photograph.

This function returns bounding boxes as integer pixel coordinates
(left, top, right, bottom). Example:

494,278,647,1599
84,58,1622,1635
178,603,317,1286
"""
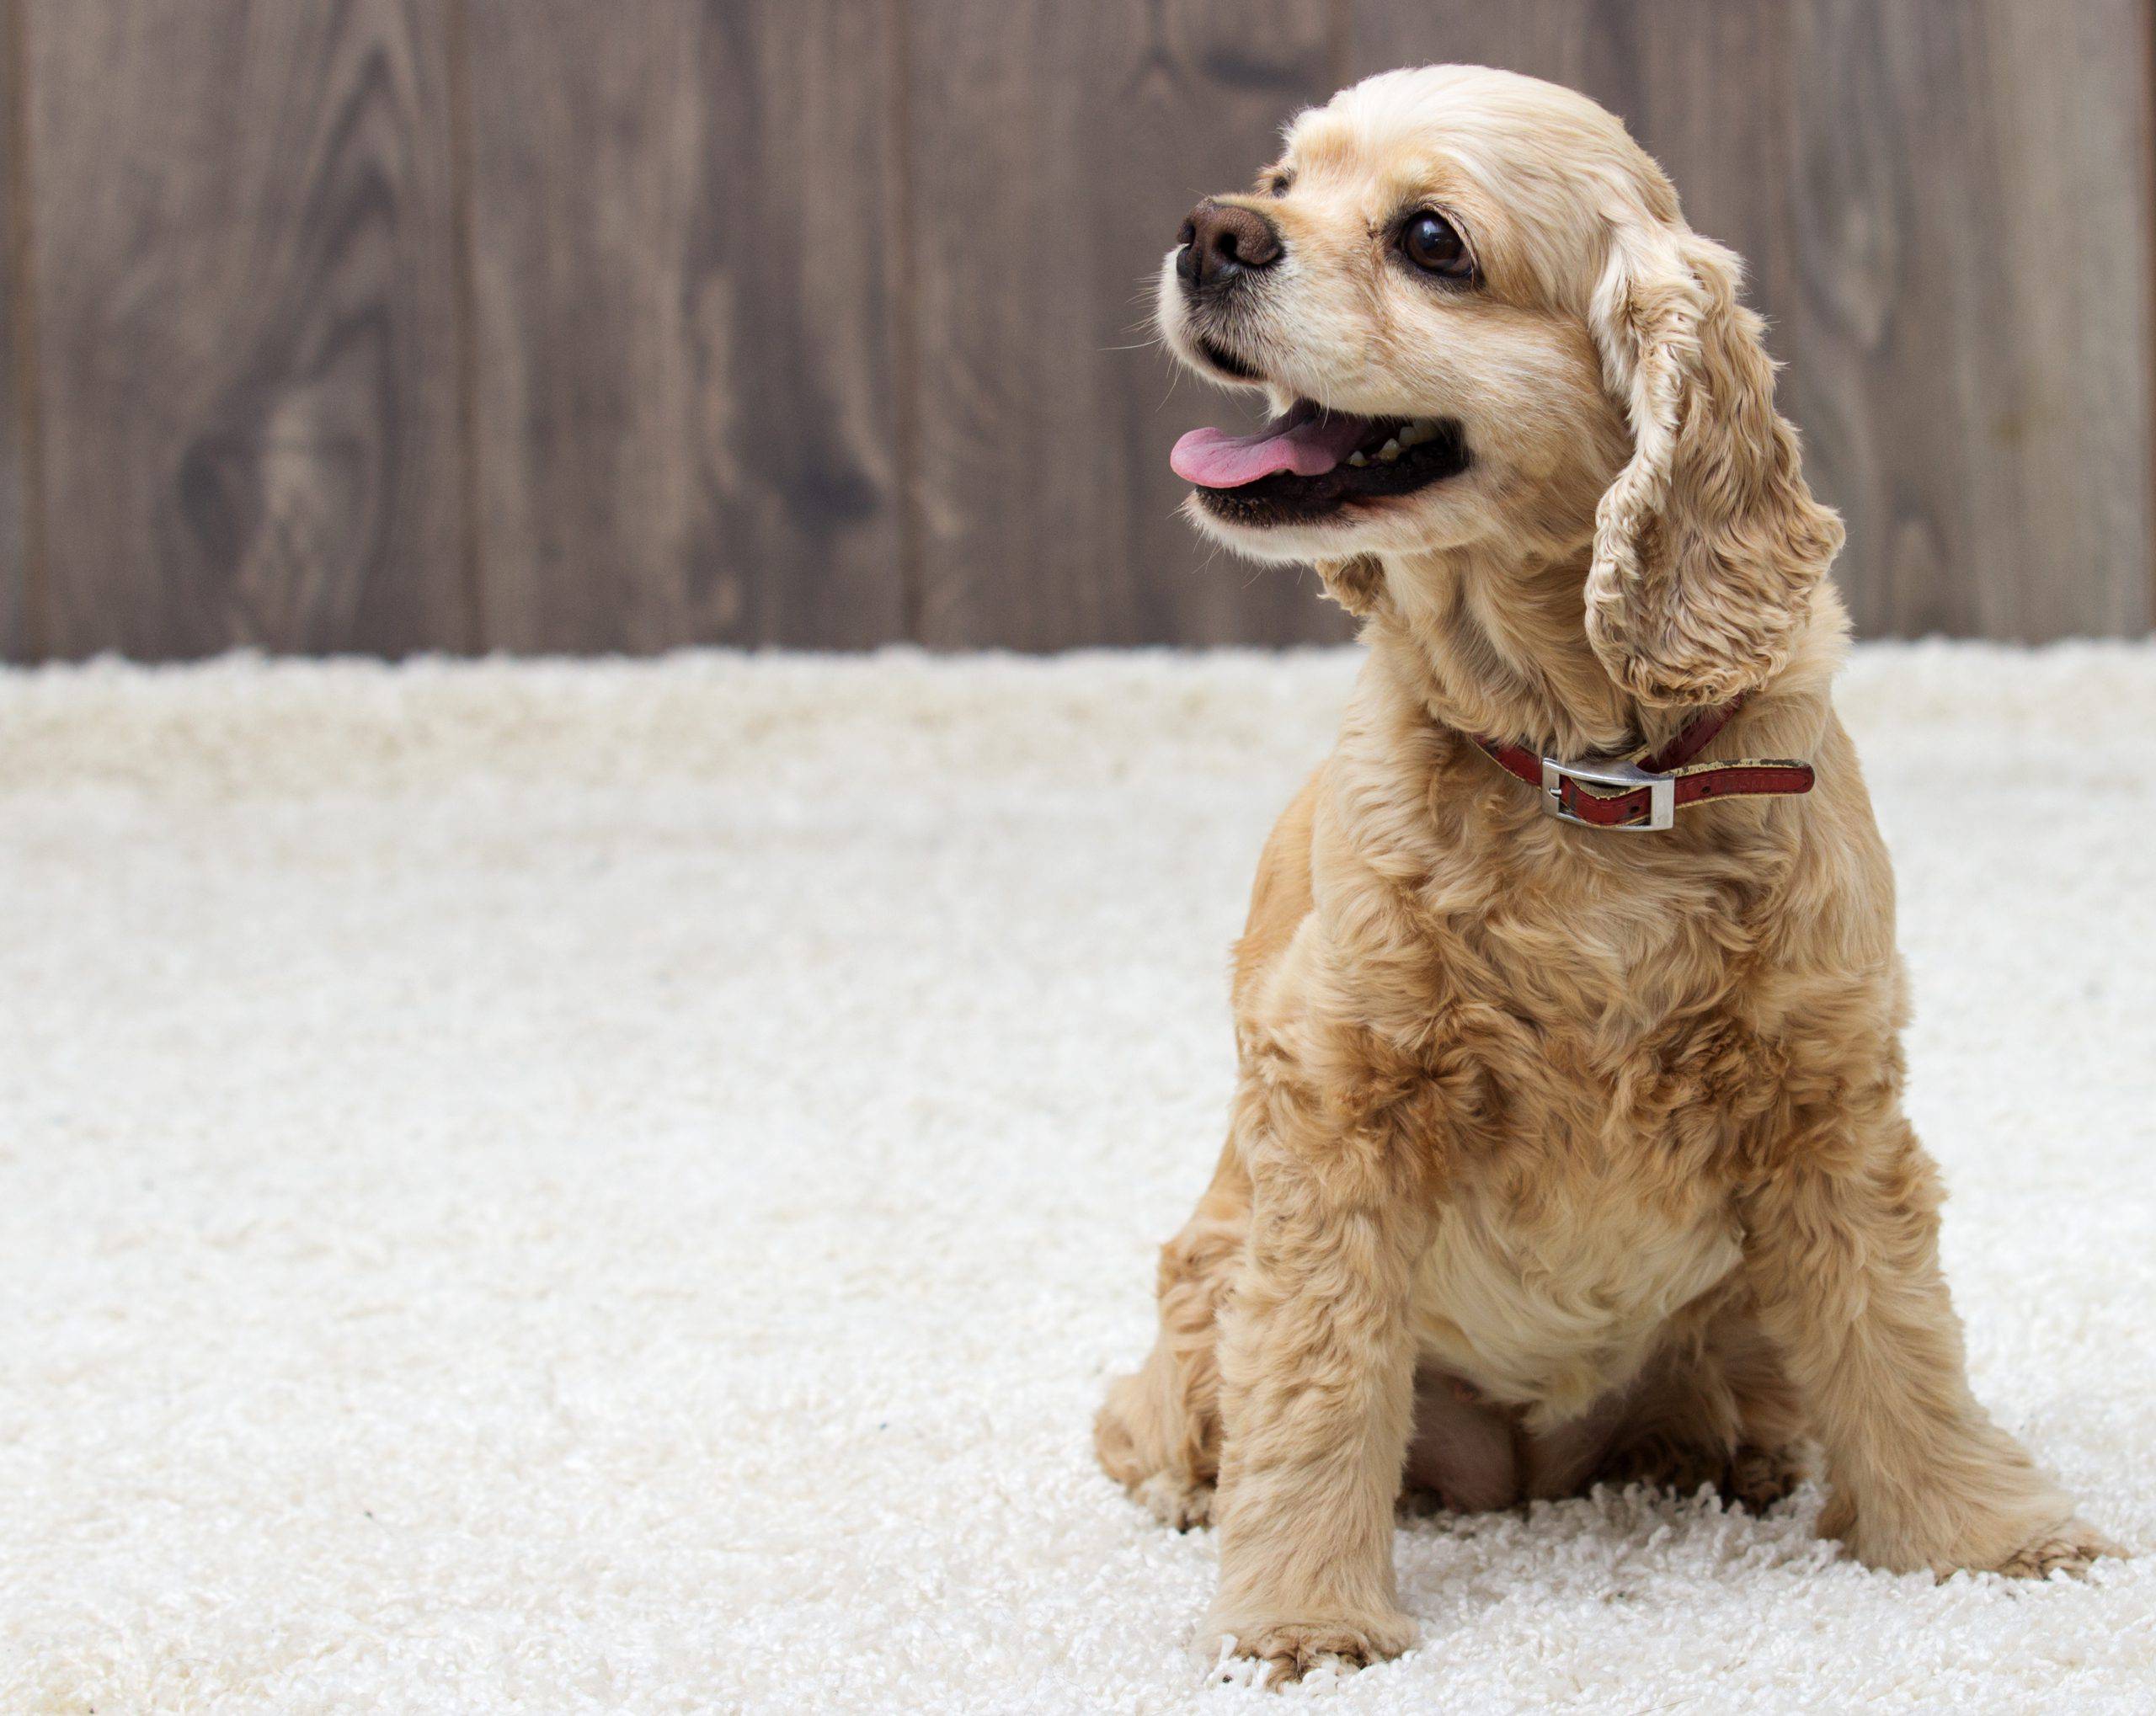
1401,211,1473,280
1265,173,1292,198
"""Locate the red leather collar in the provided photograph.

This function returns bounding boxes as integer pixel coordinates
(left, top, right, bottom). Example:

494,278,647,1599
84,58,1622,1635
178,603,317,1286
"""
1471,695,1814,831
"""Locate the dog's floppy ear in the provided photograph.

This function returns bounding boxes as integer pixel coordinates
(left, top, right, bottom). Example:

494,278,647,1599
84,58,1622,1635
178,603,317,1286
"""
1585,218,1842,706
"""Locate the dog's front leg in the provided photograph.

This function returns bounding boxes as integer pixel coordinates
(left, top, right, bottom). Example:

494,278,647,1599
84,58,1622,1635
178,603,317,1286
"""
1205,1065,1432,1682
1739,1099,2116,1577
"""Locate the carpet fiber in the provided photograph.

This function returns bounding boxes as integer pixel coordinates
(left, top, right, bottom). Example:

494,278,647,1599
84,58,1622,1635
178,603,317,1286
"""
2,643,2153,1714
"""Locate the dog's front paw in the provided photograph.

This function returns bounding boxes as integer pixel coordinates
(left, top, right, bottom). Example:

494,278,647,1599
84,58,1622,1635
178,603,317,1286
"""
1832,1493,2124,1580
1991,1516,2124,1580
1136,1470,1214,1530
1211,1610,1417,1686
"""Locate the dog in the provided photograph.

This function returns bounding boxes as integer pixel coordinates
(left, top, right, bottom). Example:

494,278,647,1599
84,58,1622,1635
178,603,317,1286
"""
1094,64,2117,1683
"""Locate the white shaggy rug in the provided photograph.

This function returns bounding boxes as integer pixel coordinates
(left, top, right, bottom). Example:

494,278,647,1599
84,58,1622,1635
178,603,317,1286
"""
2,642,2153,1715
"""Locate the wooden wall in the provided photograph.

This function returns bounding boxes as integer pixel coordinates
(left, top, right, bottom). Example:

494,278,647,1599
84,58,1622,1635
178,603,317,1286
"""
0,0,2148,662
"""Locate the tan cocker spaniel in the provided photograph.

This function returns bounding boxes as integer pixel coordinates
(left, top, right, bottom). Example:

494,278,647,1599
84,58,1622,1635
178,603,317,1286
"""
1096,64,2117,1683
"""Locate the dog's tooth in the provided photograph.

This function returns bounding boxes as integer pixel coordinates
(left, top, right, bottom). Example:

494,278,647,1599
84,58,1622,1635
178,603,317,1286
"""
1346,450,1369,466
1377,438,1401,461
1398,421,1427,447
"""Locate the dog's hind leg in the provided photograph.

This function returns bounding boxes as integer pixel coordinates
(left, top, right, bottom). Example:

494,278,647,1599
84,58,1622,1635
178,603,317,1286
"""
1705,1303,1812,1510
1095,1138,1249,1529
1582,1298,1811,1510
1402,1367,1521,1512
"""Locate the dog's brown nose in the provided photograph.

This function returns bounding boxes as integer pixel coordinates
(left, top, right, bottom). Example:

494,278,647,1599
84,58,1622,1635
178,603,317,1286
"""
1177,199,1283,291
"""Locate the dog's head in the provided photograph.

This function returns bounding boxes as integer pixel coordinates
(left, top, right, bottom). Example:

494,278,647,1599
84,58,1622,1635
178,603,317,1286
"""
1160,65,1841,706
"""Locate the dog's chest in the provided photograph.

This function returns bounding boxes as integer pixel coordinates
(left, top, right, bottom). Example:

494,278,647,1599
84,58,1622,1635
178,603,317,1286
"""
1401,905,1762,1424
1356,762,1783,1425
1411,1159,1744,1427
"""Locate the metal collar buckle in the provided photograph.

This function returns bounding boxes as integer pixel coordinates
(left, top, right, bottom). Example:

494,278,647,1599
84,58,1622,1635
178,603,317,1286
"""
1540,755,1676,831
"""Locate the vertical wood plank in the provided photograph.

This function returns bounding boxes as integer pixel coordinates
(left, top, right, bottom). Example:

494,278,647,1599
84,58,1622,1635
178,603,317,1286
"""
1785,0,2153,639
24,0,469,659
465,0,906,654
0,0,31,661
905,0,1349,649
5,0,2143,658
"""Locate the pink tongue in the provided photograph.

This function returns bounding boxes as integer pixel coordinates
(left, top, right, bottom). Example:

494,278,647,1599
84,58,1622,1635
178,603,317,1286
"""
1171,407,1371,489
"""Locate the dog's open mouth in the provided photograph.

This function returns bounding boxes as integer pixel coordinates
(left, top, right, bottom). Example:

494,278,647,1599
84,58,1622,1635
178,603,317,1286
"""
1171,400,1469,525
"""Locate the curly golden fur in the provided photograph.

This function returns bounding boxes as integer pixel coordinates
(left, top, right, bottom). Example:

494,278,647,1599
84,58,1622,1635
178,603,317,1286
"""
1096,65,2116,1683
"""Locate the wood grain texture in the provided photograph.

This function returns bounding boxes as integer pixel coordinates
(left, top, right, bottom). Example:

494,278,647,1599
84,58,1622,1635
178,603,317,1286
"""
466,0,906,653
24,0,469,659
1784,0,2153,639
0,0,31,661
904,0,1352,649
2,1,2149,657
